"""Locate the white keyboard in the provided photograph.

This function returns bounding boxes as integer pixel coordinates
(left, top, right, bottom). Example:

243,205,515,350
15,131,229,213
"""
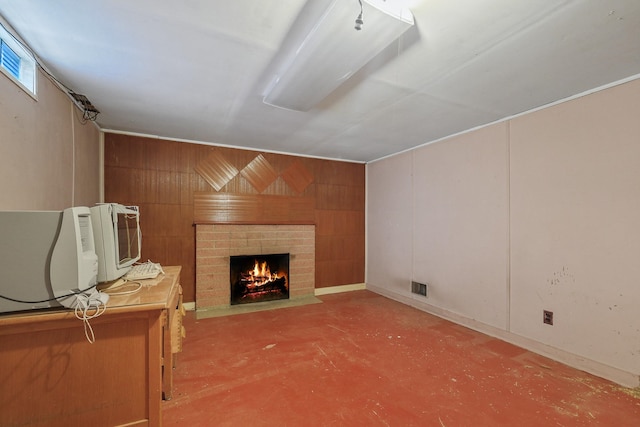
124,262,164,281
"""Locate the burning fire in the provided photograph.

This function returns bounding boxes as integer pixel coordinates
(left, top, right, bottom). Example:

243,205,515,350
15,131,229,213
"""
241,260,285,289
231,255,290,304
251,261,272,281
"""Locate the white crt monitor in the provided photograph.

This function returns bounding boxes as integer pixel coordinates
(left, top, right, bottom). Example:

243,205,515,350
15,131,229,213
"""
90,203,141,282
0,206,99,313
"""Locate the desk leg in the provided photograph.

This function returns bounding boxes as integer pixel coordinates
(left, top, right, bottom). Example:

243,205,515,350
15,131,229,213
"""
149,311,163,426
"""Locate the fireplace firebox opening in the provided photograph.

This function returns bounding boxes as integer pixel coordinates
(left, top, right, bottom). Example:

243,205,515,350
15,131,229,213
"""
230,253,290,305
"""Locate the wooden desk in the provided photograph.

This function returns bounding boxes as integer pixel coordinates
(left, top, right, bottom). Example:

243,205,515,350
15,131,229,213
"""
0,266,182,427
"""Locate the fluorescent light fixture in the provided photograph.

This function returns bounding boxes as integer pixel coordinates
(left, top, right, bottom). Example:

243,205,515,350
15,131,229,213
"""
263,0,414,111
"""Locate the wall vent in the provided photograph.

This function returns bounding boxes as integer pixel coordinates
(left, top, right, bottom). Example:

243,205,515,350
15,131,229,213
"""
411,281,428,297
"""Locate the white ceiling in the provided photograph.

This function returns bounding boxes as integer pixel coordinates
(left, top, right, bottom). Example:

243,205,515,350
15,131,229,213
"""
1,0,639,163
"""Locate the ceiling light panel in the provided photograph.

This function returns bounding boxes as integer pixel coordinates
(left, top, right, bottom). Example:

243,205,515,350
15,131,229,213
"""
263,0,414,111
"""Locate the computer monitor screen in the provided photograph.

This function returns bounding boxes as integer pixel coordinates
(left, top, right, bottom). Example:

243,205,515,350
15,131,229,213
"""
117,208,140,265
91,204,141,282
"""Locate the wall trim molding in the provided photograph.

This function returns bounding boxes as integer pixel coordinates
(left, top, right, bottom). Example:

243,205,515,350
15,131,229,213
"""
315,283,366,296
366,284,639,389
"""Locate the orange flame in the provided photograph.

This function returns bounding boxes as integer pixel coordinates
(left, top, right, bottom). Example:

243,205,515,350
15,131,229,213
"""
251,260,271,278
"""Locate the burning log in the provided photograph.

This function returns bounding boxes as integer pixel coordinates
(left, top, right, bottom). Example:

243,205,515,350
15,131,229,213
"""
240,276,287,295
230,254,290,305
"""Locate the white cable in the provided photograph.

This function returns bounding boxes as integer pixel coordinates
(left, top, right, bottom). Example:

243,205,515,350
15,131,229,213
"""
71,103,76,206
101,280,142,296
73,290,108,344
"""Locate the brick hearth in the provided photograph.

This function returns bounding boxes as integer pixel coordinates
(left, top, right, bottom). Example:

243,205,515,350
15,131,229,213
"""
195,224,315,310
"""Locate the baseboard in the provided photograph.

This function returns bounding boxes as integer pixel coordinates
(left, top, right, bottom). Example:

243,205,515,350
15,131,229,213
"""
367,283,640,389
184,282,367,310
195,295,322,319
315,283,366,296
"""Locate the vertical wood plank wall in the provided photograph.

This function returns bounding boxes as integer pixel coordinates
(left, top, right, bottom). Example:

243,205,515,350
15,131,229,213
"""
104,133,365,302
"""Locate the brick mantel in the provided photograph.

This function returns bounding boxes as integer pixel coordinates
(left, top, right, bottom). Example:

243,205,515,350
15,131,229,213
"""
195,224,315,310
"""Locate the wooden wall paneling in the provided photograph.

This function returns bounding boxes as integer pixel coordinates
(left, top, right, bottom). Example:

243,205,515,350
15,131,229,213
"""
178,172,193,205
104,166,133,203
145,203,184,235
315,235,335,261
156,171,183,204
315,184,365,211
195,150,239,191
193,193,315,224
223,174,259,195
149,139,181,172
140,205,183,260
179,204,195,235
104,133,365,299
107,168,137,205
261,152,288,173
141,169,159,204
281,159,315,194
132,136,151,170
287,197,317,223
337,210,365,236
228,196,261,223
240,154,279,193
170,139,202,175
140,236,169,274
315,260,335,287
193,193,231,223
336,259,362,284
343,234,365,259
316,259,361,286
349,210,364,233
213,146,250,167
262,176,300,197
332,236,348,260
315,210,336,236
189,171,212,198
104,134,140,169
311,159,365,186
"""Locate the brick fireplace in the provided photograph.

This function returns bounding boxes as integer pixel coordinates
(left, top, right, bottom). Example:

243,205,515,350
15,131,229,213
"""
195,224,315,311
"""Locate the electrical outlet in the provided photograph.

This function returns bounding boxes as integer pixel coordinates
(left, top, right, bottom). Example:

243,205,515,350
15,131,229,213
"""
543,310,554,325
411,281,428,297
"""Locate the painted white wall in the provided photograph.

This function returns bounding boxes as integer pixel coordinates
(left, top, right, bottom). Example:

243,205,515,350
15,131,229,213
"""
368,123,510,329
0,67,100,210
411,124,510,330
509,80,640,378
367,150,414,294
367,78,640,387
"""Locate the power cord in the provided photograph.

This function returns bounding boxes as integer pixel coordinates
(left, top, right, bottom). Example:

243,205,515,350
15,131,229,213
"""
0,286,108,344
73,289,108,344
355,0,364,30
0,284,98,304
99,278,143,296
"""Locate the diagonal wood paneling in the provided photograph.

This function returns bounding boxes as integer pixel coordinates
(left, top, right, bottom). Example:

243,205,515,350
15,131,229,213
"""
194,151,238,191
240,154,278,193
281,159,314,194
194,193,315,224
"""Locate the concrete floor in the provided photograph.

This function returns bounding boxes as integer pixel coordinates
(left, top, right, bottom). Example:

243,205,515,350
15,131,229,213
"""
162,290,640,426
